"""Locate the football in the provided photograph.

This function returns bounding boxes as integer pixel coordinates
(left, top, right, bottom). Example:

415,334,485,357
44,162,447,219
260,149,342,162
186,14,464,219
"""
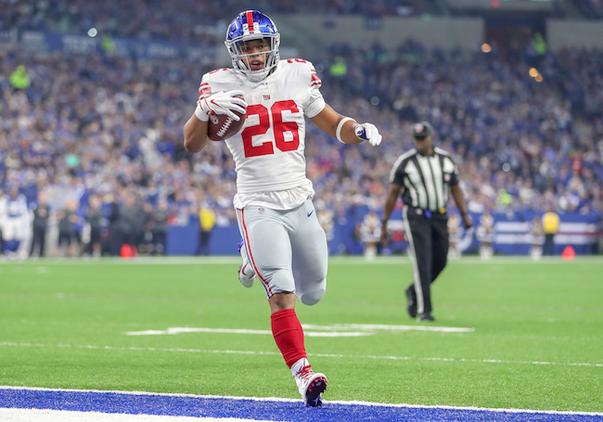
207,103,247,142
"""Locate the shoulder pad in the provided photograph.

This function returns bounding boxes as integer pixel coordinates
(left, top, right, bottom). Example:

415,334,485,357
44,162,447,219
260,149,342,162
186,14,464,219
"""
282,58,321,88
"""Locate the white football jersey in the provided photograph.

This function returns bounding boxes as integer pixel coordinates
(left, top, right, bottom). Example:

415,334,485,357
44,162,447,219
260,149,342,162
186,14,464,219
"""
199,59,326,209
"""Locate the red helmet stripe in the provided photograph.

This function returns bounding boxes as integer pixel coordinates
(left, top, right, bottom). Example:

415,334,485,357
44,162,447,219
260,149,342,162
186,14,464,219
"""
246,11,254,32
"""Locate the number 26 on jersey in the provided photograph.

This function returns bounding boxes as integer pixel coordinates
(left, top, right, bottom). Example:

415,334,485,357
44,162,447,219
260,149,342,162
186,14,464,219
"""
242,100,300,158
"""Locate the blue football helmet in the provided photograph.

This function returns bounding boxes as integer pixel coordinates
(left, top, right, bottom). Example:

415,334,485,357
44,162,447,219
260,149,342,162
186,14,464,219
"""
225,10,280,82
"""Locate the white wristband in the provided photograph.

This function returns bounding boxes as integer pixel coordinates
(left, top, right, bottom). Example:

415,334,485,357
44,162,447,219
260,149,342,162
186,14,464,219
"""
336,117,354,144
194,102,209,122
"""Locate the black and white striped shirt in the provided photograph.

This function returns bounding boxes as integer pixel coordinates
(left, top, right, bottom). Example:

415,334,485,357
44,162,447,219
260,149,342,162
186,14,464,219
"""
389,147,459,211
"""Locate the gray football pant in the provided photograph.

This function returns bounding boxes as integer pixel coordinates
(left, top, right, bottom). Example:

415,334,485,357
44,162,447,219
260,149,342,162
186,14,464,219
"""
235,200,328,305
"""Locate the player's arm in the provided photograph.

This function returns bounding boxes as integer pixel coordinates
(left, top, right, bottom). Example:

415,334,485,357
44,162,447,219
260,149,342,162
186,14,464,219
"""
450,184,472,229
183,114,210,153
380,183,403,245
183,77,247,153
446,157,472,229
311,105,382,146
297,59,381,146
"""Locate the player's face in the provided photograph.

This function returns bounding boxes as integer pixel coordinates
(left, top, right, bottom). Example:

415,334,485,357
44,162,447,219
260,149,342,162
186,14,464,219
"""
238,38,270,71
415,135,433,155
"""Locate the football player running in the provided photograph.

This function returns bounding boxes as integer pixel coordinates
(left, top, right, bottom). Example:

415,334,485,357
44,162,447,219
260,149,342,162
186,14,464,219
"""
183,10,382,407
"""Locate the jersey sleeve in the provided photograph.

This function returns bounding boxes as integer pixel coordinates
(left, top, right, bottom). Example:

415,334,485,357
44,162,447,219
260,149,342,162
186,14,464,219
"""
389,160,406,186
444,155,460,186
198,73,212,100
296,60,326,118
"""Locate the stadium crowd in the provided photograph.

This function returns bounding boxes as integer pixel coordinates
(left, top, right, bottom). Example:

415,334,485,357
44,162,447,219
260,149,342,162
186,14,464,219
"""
1,8,602,257
321,40,603,216
6,0,593,45
1,0,421,46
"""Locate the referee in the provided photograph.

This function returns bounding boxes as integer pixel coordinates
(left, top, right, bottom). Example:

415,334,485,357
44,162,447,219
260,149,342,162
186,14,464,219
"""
381,122,472,321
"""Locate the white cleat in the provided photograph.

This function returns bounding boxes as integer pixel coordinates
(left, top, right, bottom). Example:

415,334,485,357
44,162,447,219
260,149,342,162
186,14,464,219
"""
291,358,328,407
238,240,256,288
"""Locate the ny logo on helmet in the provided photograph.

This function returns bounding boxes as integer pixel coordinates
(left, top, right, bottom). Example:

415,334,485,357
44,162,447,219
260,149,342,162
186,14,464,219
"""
224,10,280,82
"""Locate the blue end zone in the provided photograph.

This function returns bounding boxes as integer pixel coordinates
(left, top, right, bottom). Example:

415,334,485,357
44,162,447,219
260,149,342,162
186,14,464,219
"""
0,388,600,421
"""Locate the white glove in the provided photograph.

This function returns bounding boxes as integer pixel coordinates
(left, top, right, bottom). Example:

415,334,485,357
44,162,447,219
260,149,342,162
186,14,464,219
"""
354,123,382,147
195,90,247,122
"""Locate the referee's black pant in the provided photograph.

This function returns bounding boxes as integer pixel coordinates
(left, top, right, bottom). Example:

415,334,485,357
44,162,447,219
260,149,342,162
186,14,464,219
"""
403,207,449,316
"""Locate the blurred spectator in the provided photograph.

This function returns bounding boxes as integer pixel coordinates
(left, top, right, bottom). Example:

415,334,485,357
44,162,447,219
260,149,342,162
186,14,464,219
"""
542,208,560,256
9,65,30,90
317,206,334,243
83,195,104,257
448,214,461,260
530,217,544,260
477,211,495,260
118,193,145,256
151,199,169,255
57,200,80,257
106,194,122,256
29,191,50,257
139,202,156,256
197,202,216,256
0,186,30,257
359,211,381,260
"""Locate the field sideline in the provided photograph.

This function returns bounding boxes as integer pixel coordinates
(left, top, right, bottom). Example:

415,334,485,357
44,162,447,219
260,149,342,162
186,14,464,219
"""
0,257,602,419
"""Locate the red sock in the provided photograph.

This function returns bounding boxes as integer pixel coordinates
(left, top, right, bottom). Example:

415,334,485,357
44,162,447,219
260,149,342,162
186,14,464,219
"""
271,308,307,368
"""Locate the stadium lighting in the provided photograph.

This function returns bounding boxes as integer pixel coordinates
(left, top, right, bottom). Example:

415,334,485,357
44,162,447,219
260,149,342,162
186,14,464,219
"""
481,43,492,53
87,27,98,38
529,67,539,78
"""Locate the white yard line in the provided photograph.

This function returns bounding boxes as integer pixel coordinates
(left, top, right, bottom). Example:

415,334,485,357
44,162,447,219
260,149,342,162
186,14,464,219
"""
125,327,370,337
0,341,601,369
0,409,271,422
125,323,474,337
0,386,601,417
303,323,474,333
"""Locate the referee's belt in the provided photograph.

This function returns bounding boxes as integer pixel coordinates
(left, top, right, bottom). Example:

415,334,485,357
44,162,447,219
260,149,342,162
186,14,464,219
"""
407,206,447,218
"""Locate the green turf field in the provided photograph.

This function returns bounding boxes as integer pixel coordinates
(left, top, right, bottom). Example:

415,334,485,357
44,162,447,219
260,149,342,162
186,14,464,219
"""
0,257,602,412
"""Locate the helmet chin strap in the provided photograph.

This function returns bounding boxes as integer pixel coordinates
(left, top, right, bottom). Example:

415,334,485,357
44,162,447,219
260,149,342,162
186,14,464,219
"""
233,51,278,82
246,69,270,82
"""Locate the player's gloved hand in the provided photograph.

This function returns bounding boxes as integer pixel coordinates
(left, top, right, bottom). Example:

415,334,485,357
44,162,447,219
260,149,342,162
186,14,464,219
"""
196,90,247,122
462,213,473,230
354,123,382,147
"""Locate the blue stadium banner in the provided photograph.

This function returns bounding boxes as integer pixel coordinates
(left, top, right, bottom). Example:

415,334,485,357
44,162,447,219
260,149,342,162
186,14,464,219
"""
167,212,601,256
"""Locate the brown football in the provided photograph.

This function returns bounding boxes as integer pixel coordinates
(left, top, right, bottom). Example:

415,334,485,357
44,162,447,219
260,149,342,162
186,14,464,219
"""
207,103,247,142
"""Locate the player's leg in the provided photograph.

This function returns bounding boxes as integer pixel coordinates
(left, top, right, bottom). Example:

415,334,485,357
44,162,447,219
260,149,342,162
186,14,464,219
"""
235,209,256,287
403,208,433,319
283,200,328,406
237,238,256,287
404,284,418,318
237,207,305,381
237,206,295,296
238,205,327,406
290,200,328,306
431,217,449,284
